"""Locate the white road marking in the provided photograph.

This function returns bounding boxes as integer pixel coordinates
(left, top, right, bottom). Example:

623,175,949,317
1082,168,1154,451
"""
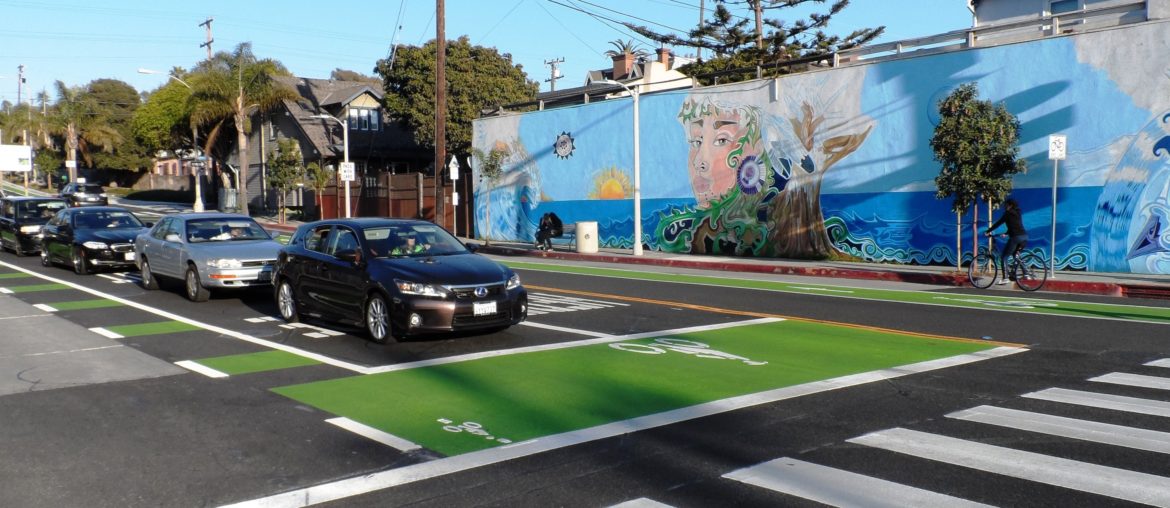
0,312,50,320
325,417,421,452
1023,388,1170,417
1090,372,1170,391
0,259,373,374
89,327,124,339
223,346,1024,507
245,316,279,323
277,322,345,338
607,498,675,508
1,344,122,359
33,303,57,312
789,286,855,294
848,427,1170,506
175,360,229,379
948,405,1170,454
0,287,13,294
724,457,991,508
97,273,132,284
1147,358,1170,368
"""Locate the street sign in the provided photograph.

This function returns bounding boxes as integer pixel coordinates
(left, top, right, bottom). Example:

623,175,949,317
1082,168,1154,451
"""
339,161,355,182
1048,134,1067,161
0,144,32,172
448,156,459,180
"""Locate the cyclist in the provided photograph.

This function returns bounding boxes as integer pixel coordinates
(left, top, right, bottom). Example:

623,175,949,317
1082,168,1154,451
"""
985,198,1028,285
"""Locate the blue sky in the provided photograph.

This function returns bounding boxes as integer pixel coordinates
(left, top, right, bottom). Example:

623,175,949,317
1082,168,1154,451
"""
0,0,973,104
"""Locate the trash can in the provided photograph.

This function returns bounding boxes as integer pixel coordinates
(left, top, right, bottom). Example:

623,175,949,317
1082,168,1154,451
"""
575,221,598,254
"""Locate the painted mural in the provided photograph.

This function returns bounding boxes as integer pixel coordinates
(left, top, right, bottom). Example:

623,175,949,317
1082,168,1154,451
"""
472,20,1170,274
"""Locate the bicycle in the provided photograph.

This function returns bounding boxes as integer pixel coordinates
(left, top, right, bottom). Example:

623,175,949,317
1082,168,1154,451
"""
968,234,1049,291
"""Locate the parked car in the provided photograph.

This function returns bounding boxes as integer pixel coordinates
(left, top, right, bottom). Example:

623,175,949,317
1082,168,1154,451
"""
59,182,108,207
134,213,282,302
0,197,68,256
40,206,149,274
273,218,527,342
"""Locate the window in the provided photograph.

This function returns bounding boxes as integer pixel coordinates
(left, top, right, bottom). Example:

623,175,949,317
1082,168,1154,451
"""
1049,0,1080,14
326,227,360,256
305,225,332,252
347,108,381,131
152,217,174,240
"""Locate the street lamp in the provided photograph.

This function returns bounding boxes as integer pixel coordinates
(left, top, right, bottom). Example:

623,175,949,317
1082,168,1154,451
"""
308,113,351,218
139,68,204,212
602,79,643,256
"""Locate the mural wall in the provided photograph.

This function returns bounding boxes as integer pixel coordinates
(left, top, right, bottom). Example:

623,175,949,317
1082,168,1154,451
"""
472,20,1170,274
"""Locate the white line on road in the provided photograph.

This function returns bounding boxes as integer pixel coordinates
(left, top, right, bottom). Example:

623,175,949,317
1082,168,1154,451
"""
325,417,421,452
607,498,675,508
724,457,992,508
222,346,1024,507
0,344,123,359
0,312,50,320
89,327,124,339
175,360,230,379
32,303,57,312
1023,388,1170,417
848,427,1170,506
948,405,1170,454
1090,372,1170,391
1146,358,1170,368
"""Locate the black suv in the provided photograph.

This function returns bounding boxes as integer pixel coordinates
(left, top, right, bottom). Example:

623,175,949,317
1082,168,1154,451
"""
0,197,68,256
59,182,108,207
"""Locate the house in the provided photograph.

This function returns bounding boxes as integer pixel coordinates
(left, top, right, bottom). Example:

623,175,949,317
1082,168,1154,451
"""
970,0,1167,30
229,77,431,215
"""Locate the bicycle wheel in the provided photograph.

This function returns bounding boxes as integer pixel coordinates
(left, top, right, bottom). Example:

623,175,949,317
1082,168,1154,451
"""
968,250,998,289
1013,252,1049,292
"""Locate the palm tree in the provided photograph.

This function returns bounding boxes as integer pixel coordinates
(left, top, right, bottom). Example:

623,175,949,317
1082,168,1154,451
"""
52,81,121,183
604,39,649,59
189,42,297,215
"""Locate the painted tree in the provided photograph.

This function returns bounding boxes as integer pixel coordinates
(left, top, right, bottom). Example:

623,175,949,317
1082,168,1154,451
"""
266,138,305,224
627,0,883,84
189,42,298,215
930,82,1027,262
471,145,507,245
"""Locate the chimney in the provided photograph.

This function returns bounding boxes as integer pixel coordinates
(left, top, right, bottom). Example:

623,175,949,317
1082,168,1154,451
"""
612,53,634,79
657,47,671,65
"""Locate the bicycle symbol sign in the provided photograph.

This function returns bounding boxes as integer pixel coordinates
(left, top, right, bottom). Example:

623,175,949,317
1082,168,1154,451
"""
609,337,767,366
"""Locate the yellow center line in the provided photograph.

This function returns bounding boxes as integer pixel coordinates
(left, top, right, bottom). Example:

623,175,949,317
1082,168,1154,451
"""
525,284,1025,348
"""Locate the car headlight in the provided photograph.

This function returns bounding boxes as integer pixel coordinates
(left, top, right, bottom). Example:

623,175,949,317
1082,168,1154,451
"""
394,279,449,298
82,241,109,250
19,225,41,234
506,273,521,290
207,258,243,269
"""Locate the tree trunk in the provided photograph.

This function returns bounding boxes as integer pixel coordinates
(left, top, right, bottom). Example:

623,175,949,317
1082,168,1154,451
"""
766,173,832,259
235,109,249,216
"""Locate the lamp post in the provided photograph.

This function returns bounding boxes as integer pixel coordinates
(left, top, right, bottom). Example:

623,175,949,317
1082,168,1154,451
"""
139,68,204,212
602,79,643,256
308,113,351,218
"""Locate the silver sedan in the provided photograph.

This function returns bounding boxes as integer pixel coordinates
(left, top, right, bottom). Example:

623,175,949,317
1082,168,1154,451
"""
133,213,283,302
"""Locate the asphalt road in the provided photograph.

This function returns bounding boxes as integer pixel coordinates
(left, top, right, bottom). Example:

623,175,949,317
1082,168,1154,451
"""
1,251,1169,508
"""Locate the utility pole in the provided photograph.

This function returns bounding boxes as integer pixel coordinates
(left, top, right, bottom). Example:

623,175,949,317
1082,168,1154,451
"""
752,0,764,50
199,18,214,59
16,65,25,105
697,0,704,61
434,0,447,228
544,57,564,92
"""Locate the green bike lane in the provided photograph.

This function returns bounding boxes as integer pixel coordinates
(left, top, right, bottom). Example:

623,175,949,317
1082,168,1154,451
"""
503,260,1170,326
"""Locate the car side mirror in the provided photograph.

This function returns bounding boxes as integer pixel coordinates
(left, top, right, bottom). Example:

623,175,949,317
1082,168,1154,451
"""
165,233,182,243
143,221,154,228
465,243,480,253
335,249,361,264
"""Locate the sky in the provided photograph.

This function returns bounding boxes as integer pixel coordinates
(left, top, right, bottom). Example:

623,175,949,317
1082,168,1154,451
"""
0,0,974,105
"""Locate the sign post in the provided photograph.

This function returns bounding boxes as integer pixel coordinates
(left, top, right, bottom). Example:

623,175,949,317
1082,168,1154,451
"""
339,162,355,219
1047,134,1067,279
448,156,459,236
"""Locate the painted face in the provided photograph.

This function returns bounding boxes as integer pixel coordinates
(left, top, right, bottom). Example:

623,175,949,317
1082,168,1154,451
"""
687,109,751,208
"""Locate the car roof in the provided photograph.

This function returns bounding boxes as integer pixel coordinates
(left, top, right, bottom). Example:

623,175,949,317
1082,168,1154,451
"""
302,217,433,228
168,212,255,221
65,206,133,213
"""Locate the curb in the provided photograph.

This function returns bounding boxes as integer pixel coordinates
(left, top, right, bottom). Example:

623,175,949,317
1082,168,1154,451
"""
477,245,1169,300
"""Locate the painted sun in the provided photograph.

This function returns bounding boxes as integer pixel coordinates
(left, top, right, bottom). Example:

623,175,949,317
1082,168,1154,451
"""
588,167,632,199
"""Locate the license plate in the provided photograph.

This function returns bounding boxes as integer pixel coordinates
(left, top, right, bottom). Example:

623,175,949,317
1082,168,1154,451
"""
473,301,497,316
124,252,136,261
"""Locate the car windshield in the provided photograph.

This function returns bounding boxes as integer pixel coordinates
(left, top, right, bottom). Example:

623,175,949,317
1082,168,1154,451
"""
365,224,467,258
73,210,143,229
185,218,271,243
17,201,66,220
77,184,103,194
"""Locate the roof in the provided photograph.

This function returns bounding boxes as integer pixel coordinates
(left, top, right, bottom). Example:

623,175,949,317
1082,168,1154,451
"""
165,212,253,221
278,77,427,161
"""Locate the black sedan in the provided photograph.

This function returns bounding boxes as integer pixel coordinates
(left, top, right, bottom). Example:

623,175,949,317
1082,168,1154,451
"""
0,197,67,256
59,182,109,207
273,218,527,342
40,206,149,275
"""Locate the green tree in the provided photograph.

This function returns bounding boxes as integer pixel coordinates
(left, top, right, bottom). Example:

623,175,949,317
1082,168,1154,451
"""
375,36,538,156
266,138,305,224
471,146,506,244
189,42,298,215
51,80,122,183
604,39,649,59
329,69,381,86
132,80,193,155
85,79,153,182
304,161,333,220
628,0,883,85
930,82,1027,264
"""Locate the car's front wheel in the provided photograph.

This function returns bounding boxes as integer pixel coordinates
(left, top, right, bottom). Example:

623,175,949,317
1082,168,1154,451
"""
140,258,159,290
275,280,300,323
185,265,210,302
365,293,393,343
72,246,90,275
40,247,52,267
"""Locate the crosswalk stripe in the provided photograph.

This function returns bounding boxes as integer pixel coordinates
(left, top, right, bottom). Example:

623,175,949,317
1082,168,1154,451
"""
1023,387,1170,417
175,360,229,379
325,417,420,452
848,427,1170,505
948,405,1170,454
530,293,629,306
723,457,992,508
88,327,124,339
1146,359,1170,368
1090,372,1170,391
